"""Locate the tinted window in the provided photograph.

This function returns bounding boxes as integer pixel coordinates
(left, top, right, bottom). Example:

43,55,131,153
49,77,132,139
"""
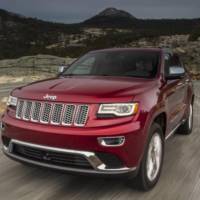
62,51,160,78
164,54,172,75
164,54,183,75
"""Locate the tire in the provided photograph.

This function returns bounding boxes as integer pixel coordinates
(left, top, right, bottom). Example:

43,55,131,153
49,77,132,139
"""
178,103,193,135
135,123,164,191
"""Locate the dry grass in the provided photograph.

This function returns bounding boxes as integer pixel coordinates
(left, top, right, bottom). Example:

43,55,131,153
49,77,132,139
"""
0,74,53,85
190,72,200,80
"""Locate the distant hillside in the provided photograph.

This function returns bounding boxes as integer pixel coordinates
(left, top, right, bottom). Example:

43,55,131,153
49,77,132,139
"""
0,8,200,59
0,9,81,59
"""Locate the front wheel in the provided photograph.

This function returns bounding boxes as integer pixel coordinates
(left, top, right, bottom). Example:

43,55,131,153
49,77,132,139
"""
135,123,164,191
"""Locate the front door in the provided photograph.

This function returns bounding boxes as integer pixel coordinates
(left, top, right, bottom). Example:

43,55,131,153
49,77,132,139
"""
164,54,187,136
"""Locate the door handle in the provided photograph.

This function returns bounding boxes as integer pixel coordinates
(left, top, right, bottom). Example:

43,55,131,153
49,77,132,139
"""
185,79,190,84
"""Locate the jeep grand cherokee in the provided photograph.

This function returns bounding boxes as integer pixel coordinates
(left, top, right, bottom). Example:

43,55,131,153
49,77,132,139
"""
0,48,194,190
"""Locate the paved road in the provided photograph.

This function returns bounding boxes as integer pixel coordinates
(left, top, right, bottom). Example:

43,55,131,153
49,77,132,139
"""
0,82,200,200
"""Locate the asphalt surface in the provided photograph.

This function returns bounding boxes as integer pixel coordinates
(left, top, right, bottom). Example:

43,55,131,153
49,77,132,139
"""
0,82,200,200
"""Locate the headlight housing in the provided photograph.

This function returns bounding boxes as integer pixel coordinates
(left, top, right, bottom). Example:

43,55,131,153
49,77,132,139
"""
98,103,138,117
7,96,18,107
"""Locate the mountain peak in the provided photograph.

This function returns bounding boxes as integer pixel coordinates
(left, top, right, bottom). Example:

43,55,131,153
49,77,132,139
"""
83,7,137,28
98,7,135,19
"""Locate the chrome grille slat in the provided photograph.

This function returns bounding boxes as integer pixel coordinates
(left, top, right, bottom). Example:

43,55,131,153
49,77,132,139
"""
62,105,75,126
75,105,89,126
51,104,63,125
16,100,24,119
16,99,89,127
31,102,42,122
23,101,32,120
40,103,52,124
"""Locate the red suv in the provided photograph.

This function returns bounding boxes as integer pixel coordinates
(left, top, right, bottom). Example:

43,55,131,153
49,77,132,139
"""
1,48,194,190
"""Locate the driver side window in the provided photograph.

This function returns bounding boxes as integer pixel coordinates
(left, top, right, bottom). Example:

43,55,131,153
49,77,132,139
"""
164,54,183,76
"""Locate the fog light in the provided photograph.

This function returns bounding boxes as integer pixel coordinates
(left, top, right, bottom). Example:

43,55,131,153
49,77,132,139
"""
98,136,125,147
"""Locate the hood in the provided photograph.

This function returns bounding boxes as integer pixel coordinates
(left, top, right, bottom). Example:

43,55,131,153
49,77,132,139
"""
13,76,158,103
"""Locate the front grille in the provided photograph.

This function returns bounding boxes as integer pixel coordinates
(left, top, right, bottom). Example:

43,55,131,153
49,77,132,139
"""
16,100,89,127
12,144,93,169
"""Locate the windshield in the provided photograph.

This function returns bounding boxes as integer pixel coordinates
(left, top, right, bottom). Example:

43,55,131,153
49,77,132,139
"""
62,50,160,78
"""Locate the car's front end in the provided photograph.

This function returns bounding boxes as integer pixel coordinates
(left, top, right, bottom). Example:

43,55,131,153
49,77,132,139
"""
1,88,145,175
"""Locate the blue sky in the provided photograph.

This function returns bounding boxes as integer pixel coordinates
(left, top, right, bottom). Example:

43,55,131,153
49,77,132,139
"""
0,0,199,23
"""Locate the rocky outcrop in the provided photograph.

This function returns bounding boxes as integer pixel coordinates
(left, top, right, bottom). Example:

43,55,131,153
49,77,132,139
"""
0,54,75,76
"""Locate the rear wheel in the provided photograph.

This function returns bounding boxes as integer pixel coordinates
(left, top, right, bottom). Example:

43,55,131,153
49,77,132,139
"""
178,103,193,135
135,123,164,191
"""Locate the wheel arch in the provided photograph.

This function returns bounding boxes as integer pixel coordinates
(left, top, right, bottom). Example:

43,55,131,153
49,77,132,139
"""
153,112,167,137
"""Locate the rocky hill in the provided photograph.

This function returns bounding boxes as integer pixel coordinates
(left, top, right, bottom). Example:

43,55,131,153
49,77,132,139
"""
83,8,137,27
0,8,200,60
98,8,136,18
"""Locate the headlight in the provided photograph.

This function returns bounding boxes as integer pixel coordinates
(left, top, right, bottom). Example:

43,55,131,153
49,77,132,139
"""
7,96,18,107
98,103,139,117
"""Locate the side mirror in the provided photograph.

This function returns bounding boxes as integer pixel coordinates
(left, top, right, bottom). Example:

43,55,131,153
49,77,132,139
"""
58,65,68,73
166,66,185,80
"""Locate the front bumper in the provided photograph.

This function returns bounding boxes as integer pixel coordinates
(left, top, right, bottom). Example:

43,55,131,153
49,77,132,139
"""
2,139,136,175
1,111,146,174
